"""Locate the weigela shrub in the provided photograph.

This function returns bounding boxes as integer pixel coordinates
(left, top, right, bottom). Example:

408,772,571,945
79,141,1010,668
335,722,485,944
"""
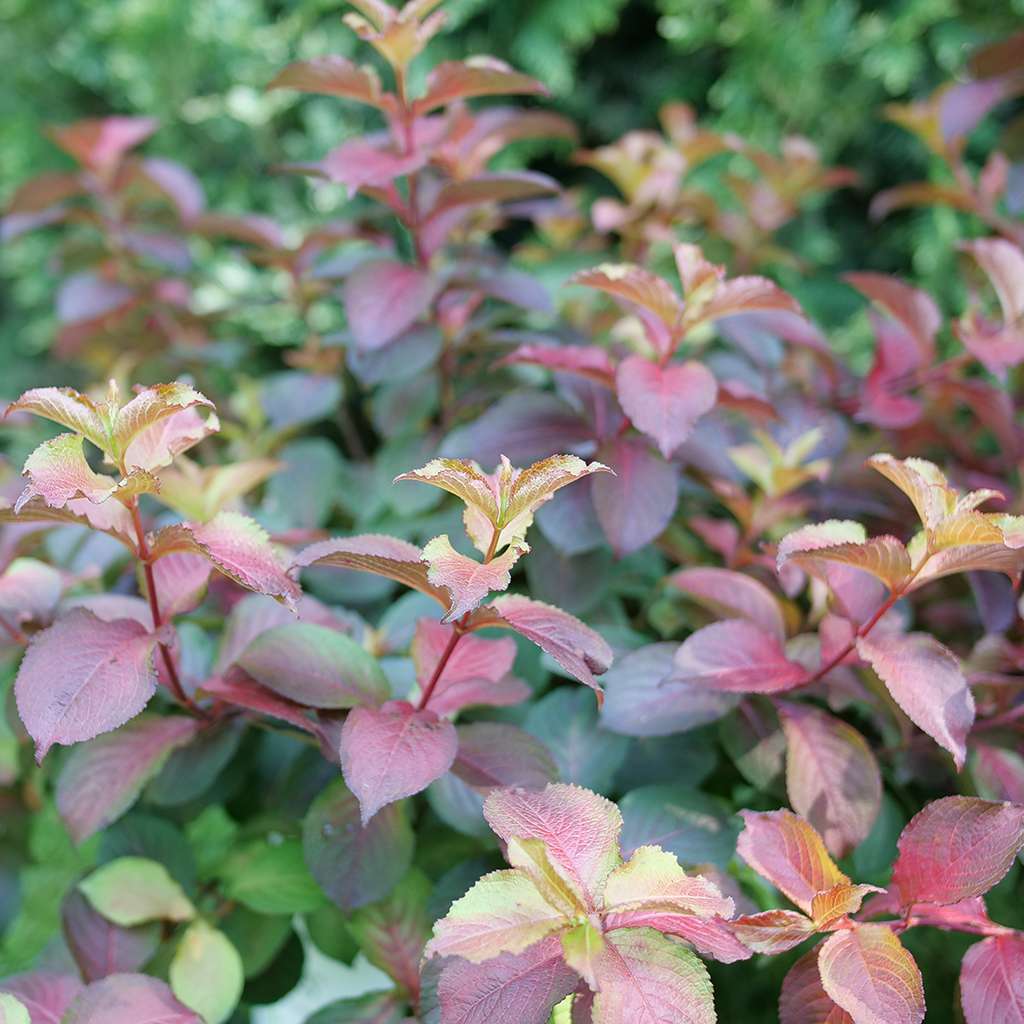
0,4,1023,1023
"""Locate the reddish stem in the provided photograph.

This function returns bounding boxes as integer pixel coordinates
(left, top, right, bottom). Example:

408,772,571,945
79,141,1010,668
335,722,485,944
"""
130,501,205,717
416,617,465,712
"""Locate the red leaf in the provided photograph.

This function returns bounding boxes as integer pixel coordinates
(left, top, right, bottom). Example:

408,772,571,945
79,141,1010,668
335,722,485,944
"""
452,723,557,790
674,620,808,694
422,534,527,620
468,594,613,694
778,702,882,858
340,699,458,823
435,935,579,1024
669,567,785,639
319,136,430,194
971,743,1024,804
343,261,439,351
55,714,200,842
0,972,84,1024
602,909,752,963
817,925,925,1024
199,668,320,737
592,438,678,557
60,973,201,1023
856,632,975,769
416,57,548,113
267,56,383,106
890,796,1024,907
736,810,848,915
732,909,816,954
615,356,718,458
428,172,560,219
15,610,159,761
500,343,617,387
779,948,854,1024
48,116,158,172
960,935,1024,1024
844,273,939,360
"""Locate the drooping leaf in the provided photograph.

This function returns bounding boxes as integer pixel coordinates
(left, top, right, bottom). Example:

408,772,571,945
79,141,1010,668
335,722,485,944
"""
778,702,882,858
452,723,557,790
817,925,925,1024
55,714,200,842
267,56,383,107
238,622,389,709
415,57,548,113
15,609,160,761
669,567,785,639
856,632,975,769
959,934,1024,1024
778,948,853,1024
890,796,1024,907
78,857,195,927
169,920,244,1024
61,973,201,1024
340,700,458,823
616,356,718,458
62,890,161,983
736,810,848,915
673,619,808,694
343,261,439,351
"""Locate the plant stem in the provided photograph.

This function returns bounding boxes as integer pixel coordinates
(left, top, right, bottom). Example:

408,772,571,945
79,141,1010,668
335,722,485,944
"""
129,500,205,717
416,618,465,711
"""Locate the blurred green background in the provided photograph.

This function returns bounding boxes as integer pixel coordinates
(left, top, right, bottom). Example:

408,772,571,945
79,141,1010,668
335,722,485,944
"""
2,0,1023,368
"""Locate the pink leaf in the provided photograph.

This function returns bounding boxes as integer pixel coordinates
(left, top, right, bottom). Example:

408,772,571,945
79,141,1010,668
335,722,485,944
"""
778,702,882,857
483,783,622,910
616,356,718,458
267,56,383,106
890,796,1024,907
588,928,716,1024
340,700,458,823
468,595,613,694
48,116,158,172
603,845,733,918
62,890,160,983
14,609,159,761
318,136,430,195
5,386,109,451
500,343,617,387
960,935,1024,1024
732,909,816,954
592,438,678,557
435,935,578,1024
669,567,785,639
674,620,808,693
292,534,449,609
422,534,528,621
122,406,218,474
0,558,62,623
148,553,211,618
199,668,320,737
135,158,205,221
15,434,133,512
779,948,853,1024
844,273,939,360
817,925,925,1024
55,714,200,842
971,743,1024,804
111,383,214,465
601,909,752,963
856,632,975,769
416,57,548,114
343,261,439,351
736,810,848,916
60,973,201,1023
0,972,84,1024
452,723,557,790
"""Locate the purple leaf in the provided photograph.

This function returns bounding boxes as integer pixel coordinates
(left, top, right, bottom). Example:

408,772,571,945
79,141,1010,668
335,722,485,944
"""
343,261,439,351
61,973,201,1023
452,723,557,790
62,890,161,983
0,972,84,1024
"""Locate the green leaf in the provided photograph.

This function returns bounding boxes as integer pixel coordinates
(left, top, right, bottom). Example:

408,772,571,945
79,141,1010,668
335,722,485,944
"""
0,993,30,1024
79,856,196,926
305,904,359,964
220,907,294,979
186,806,240,880
170,920,245,1024
220,837,325,914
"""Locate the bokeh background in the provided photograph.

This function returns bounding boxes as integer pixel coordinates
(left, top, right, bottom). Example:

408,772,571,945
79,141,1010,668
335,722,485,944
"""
3,0,1024,380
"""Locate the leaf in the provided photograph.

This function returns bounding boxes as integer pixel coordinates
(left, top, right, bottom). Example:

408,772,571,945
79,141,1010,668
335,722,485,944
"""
304,992,406,1024
810,884,883,929
422,534,528,621
415,57,547,113
468,595,613,694
778,531,911,592
844,274,940,358
817,925,925,1024
0,558,62,623
589,928,716,1024
62,890,160,983
687,275,803,332
453,723,557,790
48,115,157,170
267,56,383,106
79,857,195,927
122,406,219,475
220,837,324,914
153,513,300,611
736,810,848,915
411,620,525,715
435,935,579,1024
238,622,389,708
732,910,816,954
428,172,559,218
55,714,200,842
890,796,1024,907
910,512,1024,587
425,868,566,962
674,619,808,694
343,261,439,351
591,439,678,557
971,743,1024,804
779,948,853,1024
603,845,733,918
198,669,319,737
856,632,975,769
0,994,30,1024
5,386,109,452
169,921,244,1024
340,700,458,823
600,643,737,737
483,783,622,910
500,343,617,387
778,703,882,858
669,567,785,639
111,383,214,466
14,609,160,761
61,973,201,1024
146,552,211,619
960,935,1024,1024
0,972,84,1024
615,356,718,458
292,534,449,609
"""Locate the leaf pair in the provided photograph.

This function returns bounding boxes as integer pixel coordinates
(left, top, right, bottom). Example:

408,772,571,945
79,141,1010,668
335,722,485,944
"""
428,783,738,1023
